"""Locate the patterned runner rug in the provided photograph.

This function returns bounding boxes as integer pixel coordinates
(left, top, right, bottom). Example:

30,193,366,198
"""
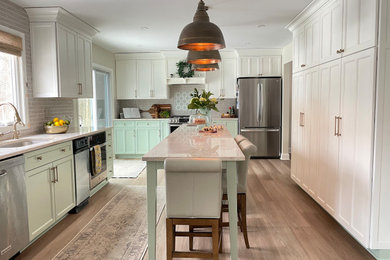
54,186,165,260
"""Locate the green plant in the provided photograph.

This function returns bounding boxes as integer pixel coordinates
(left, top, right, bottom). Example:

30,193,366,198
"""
159,110,170,118
187,88,219,112
176,60,194,78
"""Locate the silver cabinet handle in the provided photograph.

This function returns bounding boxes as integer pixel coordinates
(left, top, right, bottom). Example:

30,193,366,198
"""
55,166,59,183
299,112,305,127
334,116,338,136
0,170,8,177
337,117,342,136
78,83,82,95
51,167,56,183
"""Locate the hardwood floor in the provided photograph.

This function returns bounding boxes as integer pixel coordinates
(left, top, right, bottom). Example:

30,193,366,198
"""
17,161,374,260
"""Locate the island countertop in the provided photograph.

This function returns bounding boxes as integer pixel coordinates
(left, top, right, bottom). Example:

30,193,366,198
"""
142,124,245,162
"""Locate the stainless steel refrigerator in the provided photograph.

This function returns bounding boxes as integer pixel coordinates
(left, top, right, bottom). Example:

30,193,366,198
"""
237,77,281,158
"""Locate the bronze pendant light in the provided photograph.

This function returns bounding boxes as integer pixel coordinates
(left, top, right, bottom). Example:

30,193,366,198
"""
192,63,219,71
187,50,221,65
178,0,225,51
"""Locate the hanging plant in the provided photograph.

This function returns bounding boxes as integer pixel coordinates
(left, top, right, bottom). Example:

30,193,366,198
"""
176,60,194,78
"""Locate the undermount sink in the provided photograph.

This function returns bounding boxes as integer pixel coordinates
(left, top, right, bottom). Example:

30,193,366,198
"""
0,138,46,148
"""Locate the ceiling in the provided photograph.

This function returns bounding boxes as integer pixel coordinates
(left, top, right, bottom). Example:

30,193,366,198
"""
11,0,312,53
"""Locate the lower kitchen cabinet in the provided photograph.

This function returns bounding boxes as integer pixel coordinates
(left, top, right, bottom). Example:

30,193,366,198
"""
114,120,169,157
24,142,75,241
212,119,238,137
106,129,114,179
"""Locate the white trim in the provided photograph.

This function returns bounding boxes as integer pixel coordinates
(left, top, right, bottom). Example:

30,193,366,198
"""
92,63,115,126
280,153,290,160
0,24,30,133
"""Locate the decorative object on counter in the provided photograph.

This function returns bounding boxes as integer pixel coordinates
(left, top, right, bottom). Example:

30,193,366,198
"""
123,107,141,119
221,113,232,118
199,125,224,133
159,110,170,118
192,63,219,71
44,117,70,134
177,0,225,51
188,88,219,126
141,104,172,119
176,60,194,78
221,106,236,118
187,50,221,64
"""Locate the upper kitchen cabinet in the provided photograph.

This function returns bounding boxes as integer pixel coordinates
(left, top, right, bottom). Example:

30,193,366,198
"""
116,53,168,99
26,7,98,98
206,52,238,99
237,49,282,77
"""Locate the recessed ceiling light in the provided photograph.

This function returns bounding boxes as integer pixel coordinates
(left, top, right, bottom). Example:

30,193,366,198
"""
256,24,266,28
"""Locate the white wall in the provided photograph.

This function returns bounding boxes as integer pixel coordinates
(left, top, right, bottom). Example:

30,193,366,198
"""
281,42,293,160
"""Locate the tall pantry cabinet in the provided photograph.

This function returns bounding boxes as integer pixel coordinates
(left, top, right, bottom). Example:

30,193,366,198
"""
288,0,390,254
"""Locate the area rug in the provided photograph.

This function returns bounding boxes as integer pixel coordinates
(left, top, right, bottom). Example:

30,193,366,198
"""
54,186,165,260
113,159,146,178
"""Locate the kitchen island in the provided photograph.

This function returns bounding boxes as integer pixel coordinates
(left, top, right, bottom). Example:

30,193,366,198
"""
142,124,245,260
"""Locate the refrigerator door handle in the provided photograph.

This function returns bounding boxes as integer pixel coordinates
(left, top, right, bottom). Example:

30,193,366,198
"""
241,128,280,132
257,83,261,123
260,83,264,124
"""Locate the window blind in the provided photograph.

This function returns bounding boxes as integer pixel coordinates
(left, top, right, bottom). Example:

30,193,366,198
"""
0,30,23,56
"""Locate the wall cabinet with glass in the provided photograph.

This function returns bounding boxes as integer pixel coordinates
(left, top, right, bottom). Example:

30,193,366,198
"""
26,7,97,98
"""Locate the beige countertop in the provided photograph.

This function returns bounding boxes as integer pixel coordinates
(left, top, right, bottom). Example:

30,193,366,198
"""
0,127,111,161
113,118,170,121
142,124,245,162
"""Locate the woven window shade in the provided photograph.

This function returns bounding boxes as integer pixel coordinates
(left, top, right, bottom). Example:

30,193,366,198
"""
0,30,23,56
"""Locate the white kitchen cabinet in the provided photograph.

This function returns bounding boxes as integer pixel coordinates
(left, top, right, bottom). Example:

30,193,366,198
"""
317,59,341,216
239,56,281,77
206,66,222,98
27,8,97,98
305,16,321,69
206,58,238,99
338,48,376,246
320,0,343,63
137,60,152,99
115,54,168,100
77,35,93,98
342,0,377,56
116,60,137,99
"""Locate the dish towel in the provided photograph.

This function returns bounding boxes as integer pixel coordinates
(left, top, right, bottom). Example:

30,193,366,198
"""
92,145,102,176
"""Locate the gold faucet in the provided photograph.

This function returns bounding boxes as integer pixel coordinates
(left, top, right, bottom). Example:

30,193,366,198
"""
0,102,25,139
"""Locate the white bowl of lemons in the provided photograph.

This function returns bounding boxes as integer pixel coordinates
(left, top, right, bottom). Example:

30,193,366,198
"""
44,118,70,134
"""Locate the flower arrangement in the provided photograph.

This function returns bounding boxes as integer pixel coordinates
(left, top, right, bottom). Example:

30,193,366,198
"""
187,88,219,112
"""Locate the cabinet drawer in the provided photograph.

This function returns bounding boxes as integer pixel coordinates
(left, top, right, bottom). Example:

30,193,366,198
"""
25,142,72,171
105,128,113,140
114,121,131,127
136,121,160,127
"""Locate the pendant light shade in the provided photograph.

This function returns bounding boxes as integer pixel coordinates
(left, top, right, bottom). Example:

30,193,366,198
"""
177,0,225,51
187,50,221,65
192,63,219,71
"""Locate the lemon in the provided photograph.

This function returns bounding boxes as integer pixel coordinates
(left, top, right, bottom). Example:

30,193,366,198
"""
54,121,60,126
53,117,59,122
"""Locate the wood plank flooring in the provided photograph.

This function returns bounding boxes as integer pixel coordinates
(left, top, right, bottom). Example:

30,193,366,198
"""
17,160,374,260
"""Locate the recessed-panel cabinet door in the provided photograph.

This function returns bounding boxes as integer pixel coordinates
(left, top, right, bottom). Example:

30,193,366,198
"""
292,31,301,73
151,59,168,99
338,48,375,247
116,60,137,99
320,0,343,64
114,127,126,154
305,17,321,68
136,128,149,154
77,35,93,98
148,128,161,150
342,0,377,56
25,164,55,241
137,60,152,98
302,70,312,192
125,128,136,154
206,67,222,97
222,58,238,98
317,59,341,217
298,27,306,70
57,24,78,97
53,155,75,219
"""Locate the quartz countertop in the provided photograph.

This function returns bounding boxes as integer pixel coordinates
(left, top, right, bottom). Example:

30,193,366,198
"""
0,127,111,161
113,118,170,121
212,117,238,121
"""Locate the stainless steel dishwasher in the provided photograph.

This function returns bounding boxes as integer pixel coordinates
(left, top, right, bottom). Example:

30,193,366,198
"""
0,156,29,260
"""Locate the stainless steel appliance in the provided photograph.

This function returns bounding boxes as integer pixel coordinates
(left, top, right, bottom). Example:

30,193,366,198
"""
237,77,282,157
73,137,90,212
89,132,107,189
0,156,29,260
169,116,190,133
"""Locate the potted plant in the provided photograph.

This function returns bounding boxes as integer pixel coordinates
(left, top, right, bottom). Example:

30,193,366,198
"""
188,88,219,125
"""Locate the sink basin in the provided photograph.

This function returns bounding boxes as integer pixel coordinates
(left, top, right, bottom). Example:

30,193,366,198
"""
0,138,46,148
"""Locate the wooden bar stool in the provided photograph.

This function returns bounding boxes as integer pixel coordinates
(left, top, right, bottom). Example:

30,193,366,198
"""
222,139,257,248
165,158,223,260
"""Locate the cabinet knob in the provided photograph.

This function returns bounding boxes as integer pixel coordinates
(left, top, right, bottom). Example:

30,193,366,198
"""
340,49,345,53
301,64,306,68
61,148,66,152
36,156,43,161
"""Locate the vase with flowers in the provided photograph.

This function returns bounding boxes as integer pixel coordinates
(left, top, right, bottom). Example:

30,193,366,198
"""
188,88,219,126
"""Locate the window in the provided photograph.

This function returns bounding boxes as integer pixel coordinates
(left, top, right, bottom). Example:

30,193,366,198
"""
0,28,26,128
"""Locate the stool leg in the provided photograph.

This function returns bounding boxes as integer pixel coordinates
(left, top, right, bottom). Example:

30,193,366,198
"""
189,225,194,250
212,220,220,260
240,194,250,248
166,219,174,260
219,211,223,253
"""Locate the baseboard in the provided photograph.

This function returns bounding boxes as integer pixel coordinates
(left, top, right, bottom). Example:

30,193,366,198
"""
369,249,390,260
280,153,290,160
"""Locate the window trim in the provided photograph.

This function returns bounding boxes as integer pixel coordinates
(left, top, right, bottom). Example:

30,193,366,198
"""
0,25,29,133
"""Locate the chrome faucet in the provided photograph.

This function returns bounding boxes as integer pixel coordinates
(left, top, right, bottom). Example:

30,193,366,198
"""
0,102,25,139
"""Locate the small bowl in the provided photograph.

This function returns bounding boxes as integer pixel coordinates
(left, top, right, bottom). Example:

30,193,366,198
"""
44,125,69,134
